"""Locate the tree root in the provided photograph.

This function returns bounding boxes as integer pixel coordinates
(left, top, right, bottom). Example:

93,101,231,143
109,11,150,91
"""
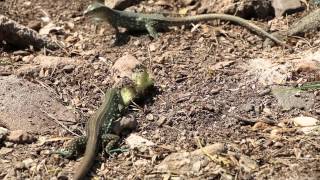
0,15,59,50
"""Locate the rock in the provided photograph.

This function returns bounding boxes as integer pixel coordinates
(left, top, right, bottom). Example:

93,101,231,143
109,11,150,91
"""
146,113,154,121
6,130,36,144
27,20,41,31
209,60,235,71
4,142,14,148
111,117,137,135
272,87,315,111
239,155,258,172
252,122,271,131
149,43,158,52
0,127,9,141
0,75,76,134
181,0,195,6
125,134,155,152
273,141,284,147
39,22,63,35
155,143,226,175
15,162,25,170
294,59,320,73
0,147,13,155
299,126,320,135
156,116,167,126
22,158,34,168
248,58,290,86
111,54,141,84
271,0,304,17
16,55,81,77
198,0,273,19
292,116,319,127
62,64,75,73
258,88,271,96
243,103,254,112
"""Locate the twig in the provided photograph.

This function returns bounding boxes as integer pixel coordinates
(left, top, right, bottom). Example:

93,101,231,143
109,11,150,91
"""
40,109,80,137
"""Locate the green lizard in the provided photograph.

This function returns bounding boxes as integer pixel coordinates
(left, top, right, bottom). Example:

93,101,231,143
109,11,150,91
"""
84,2,289,47
57,67,153,180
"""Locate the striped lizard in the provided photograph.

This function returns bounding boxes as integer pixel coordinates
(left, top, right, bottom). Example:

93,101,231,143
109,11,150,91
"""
56,67,153,180
84,2,290,48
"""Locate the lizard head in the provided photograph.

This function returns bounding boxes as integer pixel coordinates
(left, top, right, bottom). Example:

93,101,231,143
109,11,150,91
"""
83,2,110,20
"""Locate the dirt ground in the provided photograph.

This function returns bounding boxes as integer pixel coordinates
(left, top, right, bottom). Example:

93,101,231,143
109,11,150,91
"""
1,0,320,179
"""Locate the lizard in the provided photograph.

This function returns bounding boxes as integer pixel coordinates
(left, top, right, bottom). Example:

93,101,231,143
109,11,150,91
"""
83,2,289,48
56,66,154,180
264,8,320,47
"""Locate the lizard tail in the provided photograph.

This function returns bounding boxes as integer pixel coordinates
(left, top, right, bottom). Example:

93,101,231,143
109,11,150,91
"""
73,134,98,180
165,14,289,47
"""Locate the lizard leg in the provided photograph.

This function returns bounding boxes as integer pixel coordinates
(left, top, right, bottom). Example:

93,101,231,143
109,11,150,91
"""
55,136,87,159
101,133,120,154
145,23,158,39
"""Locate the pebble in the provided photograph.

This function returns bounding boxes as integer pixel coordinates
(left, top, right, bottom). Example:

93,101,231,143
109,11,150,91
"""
156,116,167,126
0,127,9,141
292,116,319,127
273,142,284,148
6,130,36,144
146,113,154,121
258,88,271,96
4,142,14,148
62,65,75,73
0,147,13,155
243,103,254,112
15,162,25,170
22,158,34,168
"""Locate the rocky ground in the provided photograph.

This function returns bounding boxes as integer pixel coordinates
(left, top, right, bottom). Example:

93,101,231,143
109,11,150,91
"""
0,0,320,179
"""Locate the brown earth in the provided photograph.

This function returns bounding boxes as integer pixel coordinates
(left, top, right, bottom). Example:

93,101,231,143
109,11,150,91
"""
0,0,319,179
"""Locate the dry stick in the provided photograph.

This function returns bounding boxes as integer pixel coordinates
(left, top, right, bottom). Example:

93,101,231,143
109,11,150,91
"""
40,109,81,137
0,15,59,50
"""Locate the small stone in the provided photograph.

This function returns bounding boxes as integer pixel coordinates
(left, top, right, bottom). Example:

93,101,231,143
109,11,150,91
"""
4,142,14,148
272,0,304,17
133,40,141,46
112,117,137,135
252,122,270,131
156,116,167,126
6,130,36,144
258,88,271,96
292,116,319,127
146,113,154,121
181,0,195,6
125,134,155,152
0,127,9,141
62,65,75,73
0,147,13,155
273,142,284,147
299,126,320,135
243,103,254,112
22,158,34,168
22,55,35,63
239,155,258,172
27,20,41,31
66,22,74,29
210,88,221,95
15,162,25,170
149,43,158,52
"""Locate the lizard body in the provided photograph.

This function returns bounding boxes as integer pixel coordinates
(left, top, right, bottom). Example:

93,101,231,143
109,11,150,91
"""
58,88,124,180
84,2,288,47
57,67,154,180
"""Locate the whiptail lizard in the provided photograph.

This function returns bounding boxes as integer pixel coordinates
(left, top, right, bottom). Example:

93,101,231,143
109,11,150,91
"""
58,88,124,180
84,2,289,48
57,67,153,180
